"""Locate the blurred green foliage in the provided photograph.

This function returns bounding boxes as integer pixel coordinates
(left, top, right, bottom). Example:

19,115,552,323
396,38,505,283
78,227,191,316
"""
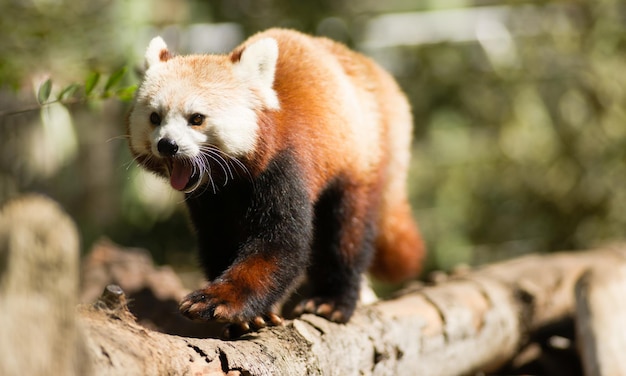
401,2,626,268
0,0,624,271
0,0,127,88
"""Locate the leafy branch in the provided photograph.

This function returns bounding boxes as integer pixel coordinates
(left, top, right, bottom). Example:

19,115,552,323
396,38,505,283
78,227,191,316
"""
1,67,136,117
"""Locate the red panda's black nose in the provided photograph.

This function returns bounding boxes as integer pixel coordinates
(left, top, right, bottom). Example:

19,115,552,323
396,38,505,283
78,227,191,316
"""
157,138,179,156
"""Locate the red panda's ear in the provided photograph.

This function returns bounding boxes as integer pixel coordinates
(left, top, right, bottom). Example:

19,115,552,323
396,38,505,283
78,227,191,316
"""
232,38,280,109
145,36,171,70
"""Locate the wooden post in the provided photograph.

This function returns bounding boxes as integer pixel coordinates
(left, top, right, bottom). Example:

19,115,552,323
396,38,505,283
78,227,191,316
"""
0,195,88,376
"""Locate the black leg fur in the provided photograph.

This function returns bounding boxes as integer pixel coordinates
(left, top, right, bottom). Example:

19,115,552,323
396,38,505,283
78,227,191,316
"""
296,176,377,322
180,149,313,326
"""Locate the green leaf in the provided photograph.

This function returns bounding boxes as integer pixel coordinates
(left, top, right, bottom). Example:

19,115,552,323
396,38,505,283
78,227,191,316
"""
57,83,80,101
84,72,100,96
116,85,138,102
37,78,52,104
104,67,127,92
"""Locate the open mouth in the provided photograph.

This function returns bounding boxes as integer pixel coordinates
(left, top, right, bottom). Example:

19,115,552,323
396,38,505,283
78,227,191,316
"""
166,158,203,193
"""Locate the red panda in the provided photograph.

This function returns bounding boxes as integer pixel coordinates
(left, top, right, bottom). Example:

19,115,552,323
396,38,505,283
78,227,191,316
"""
127,28,424,336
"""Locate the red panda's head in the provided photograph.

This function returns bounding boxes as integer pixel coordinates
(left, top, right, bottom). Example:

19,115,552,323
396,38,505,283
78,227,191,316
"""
128,36,280,193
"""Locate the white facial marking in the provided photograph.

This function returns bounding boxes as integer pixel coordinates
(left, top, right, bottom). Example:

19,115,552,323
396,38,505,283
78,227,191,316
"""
150,113,207,158
129,66,263,160
128,36,284,192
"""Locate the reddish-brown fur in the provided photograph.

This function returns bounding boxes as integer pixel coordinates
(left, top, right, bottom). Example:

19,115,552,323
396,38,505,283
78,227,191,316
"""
159,49,172,62
192,254,280,321
240,30,425,282
131,29,425,333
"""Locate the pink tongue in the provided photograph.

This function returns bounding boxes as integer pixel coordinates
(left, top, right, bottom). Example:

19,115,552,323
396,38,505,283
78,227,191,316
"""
170,160,193,191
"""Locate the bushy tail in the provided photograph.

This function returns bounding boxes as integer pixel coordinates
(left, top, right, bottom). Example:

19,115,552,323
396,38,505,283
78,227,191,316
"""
370,202,425,283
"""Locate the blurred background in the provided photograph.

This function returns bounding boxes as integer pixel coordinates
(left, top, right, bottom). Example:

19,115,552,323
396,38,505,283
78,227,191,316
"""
1,0,625,273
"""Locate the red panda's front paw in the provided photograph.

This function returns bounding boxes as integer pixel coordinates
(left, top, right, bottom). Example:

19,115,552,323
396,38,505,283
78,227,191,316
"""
179,285,284,337
179,286,241,322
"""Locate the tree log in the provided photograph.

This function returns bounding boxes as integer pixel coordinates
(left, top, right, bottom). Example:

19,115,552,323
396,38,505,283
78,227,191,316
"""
575,259,626,376
2,194,626,375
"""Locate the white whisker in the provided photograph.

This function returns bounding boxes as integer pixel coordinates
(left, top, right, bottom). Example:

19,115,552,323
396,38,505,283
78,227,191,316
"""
174,144,258,196
107,134,131,143
196,153,217,195
205,152,231,186
124,152,148,171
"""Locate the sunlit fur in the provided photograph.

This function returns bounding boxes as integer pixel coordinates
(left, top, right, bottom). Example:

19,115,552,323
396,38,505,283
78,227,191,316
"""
127,28,425,329
128,36,279,193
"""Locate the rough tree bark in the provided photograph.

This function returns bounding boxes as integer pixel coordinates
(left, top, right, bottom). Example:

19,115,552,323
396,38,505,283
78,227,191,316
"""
1,194,625,375
575,261,626,376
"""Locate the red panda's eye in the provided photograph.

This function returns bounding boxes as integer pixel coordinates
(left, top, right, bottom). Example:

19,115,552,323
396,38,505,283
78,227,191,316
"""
189,113,205,126
149,112,161,126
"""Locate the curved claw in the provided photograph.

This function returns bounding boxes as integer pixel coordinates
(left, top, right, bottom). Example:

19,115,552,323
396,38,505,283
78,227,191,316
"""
179,291,229,322
293,298,350,323
221,312,284,339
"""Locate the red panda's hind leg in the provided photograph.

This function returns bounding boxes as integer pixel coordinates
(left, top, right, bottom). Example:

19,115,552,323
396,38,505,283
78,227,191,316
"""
293,176,377,323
